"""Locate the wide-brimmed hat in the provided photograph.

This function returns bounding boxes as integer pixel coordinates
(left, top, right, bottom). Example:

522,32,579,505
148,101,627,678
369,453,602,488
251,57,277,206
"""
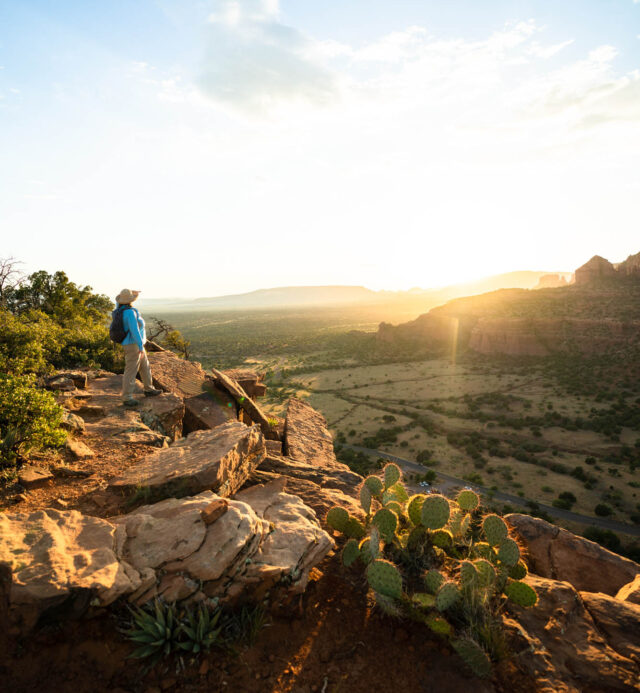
116,288,140,305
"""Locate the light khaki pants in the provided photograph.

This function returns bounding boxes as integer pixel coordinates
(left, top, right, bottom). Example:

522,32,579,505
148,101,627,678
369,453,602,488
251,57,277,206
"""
122,343,153,399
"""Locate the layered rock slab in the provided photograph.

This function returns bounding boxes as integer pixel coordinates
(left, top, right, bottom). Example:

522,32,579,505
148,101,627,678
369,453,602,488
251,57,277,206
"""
506,513,640,595
506,575,640,692
0,509,140,632
115,480,333,605
109,421,266,498
284,397,345,470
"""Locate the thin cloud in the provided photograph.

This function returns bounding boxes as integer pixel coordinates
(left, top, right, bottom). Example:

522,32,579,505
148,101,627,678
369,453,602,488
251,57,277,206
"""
199,0,338,112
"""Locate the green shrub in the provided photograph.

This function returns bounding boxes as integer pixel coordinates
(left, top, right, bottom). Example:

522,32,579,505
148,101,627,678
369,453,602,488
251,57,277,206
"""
594,503,613,517
0,374,66,468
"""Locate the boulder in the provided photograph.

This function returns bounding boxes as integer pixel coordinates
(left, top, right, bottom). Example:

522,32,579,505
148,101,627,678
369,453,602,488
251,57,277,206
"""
284,398,342,470
17,465,53,488
45,375,75,391
261,454,362,496
65,438,95,460
139,393,185,441
506,575,640,692
60,409,85,434
505,513,640,595
220,369,267,398
234,479,334,598
147,351,207,397
250,470,363,523
581,591,640,664
0,509,140,633
616,574,640,605
109,421,266,498
115,481,332,605
183,385,237,434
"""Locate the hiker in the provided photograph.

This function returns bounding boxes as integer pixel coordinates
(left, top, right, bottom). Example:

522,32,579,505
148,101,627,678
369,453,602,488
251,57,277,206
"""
111,288,162,406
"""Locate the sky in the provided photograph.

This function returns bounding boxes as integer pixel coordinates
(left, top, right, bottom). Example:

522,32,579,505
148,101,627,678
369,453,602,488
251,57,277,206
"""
1,0,639,299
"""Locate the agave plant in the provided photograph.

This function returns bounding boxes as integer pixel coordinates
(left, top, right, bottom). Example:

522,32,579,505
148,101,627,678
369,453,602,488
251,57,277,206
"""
125,599,182,666
178,605,222,655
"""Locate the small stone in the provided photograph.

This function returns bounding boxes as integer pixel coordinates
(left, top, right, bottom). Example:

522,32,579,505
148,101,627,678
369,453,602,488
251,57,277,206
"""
201,498,229,525
14,493,28,503
65,438,95,460
55,498,69,509
199,660,210,676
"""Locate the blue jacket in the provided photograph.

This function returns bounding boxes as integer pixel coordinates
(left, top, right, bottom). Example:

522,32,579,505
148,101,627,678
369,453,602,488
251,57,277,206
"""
121,306,146,350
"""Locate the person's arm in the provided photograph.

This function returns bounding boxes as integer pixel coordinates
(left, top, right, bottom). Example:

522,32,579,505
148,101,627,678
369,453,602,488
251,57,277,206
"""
124,309,144,351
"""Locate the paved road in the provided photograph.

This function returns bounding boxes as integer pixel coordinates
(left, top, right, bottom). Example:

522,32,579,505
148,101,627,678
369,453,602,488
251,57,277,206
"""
345,444,640,537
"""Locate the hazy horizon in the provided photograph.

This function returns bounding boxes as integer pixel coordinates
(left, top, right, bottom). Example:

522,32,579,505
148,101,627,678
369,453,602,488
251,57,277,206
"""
2,1,639,298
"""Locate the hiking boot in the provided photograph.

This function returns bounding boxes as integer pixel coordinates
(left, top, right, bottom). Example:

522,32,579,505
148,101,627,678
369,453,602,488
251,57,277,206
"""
144,388,162,397
122,398,139,407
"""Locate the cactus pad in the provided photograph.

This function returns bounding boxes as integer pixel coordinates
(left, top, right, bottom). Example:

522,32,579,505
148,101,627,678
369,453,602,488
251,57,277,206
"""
452,638,492,678
482,514,508,546
424,569,445,594
357,538,373,565
473,559,496,588
457,489,480,511
326,507,350,534
407,494,426,526
385,500,403,516
367,559,403,600
421,494,450,529
373,507,398,542
498,538,520,567
369,527,381,559
342,539,360,567
407,526,426,551
411,592,436,608
436,581,460,611
505,580,538,607
431,529,453,548
509,560,528,580
373,592,403,618
383,463,401,489
460,513,471,536
459,560,478,587
472,542,493,560
425,614,453,637
359,484,372,515
364,475,384,496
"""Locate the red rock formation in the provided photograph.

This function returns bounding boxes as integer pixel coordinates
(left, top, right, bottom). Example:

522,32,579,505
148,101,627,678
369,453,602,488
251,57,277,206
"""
574,255,616,285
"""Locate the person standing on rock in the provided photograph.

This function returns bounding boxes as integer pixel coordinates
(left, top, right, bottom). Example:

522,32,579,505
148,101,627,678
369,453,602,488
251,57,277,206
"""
111,288,162,407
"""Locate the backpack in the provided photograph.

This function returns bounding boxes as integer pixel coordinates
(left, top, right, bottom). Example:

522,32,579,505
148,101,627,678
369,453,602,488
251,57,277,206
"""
109,305,132,344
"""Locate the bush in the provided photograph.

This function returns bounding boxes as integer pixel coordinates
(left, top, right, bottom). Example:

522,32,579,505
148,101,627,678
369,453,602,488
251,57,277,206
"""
0,374,66,468
594,503,613,517
583,526,621,552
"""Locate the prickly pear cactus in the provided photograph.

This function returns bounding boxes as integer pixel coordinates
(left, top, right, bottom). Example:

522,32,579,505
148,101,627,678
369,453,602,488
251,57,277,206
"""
407,526,427,551
326,507,350,533
482,514,508,546
424,569,445,594
504,580,538,607
460,513,471,536
372,507,397,542
384,463,401,489
471,541,493,560
411,592,436,608
374,591,403,618
384,500,403,516
452,638,492,678
425,614,453,637
436,581,460,611
364,475,384,496
342,539,360,567
407,494,426,526
359,484,372,515
497,538,520,567
431,529,453,548
473,559,496,588
421,494,450,530
367,559,403,600
383,483,409,506
369,527,381,559
459,560,477,588
457,489,480,511
509,560,528,580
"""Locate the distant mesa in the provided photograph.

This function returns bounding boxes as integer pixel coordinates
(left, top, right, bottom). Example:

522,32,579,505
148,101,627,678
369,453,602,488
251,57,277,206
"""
534,274,570,290
575,251,640,285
